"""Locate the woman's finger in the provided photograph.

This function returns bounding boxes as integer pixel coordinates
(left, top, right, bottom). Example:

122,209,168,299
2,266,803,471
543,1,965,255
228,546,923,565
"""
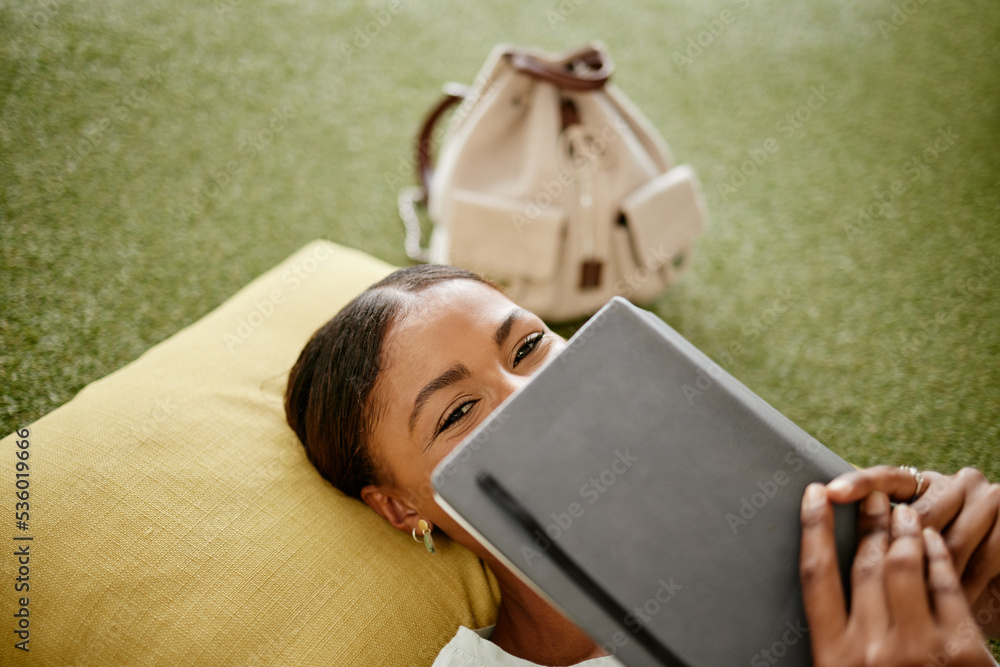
940,479,1000,580
849,491,892,629
923,528,975,628
910,470,970,532
961,512,1000,605
970,580,1000,640
799,483,848,647
925,529,1000,665
884,504,932,629
826,465,927,504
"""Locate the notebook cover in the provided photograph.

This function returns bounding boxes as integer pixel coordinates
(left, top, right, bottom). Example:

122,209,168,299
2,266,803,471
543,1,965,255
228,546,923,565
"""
432,297,857,667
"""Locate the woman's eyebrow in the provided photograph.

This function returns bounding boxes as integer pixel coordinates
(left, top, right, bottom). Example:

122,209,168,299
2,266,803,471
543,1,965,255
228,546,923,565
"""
409,363,471,435
494,308,526,349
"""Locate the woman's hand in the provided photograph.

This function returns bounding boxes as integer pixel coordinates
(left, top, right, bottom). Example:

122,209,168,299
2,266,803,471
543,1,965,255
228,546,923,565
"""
799,484,995,666
825,466,1000,638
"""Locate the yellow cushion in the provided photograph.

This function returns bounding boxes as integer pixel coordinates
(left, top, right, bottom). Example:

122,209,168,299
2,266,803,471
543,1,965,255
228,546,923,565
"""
0,241,499,665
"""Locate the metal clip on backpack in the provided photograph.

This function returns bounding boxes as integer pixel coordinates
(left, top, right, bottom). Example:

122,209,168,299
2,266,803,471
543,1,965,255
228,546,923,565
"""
398,42,708,322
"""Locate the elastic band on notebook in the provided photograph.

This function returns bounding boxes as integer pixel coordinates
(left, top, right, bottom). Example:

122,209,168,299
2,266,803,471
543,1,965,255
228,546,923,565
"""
475,472,687,666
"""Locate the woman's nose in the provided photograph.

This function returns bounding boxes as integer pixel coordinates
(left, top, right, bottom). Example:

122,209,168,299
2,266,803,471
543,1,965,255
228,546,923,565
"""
494,371,532,403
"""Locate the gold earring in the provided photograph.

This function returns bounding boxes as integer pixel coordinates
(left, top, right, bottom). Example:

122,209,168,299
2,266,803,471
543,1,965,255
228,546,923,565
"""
411,518,436,554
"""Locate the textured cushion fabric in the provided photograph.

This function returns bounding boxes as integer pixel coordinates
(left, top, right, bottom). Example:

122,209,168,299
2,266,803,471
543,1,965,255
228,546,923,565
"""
0,241,499,665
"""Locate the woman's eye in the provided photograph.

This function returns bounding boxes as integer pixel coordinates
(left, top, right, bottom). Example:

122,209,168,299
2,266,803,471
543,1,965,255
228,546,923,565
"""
437,399,478,435
513,332,544,368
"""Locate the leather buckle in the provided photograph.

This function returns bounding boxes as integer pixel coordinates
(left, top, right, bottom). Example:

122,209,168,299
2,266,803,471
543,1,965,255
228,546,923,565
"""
580,260,603,289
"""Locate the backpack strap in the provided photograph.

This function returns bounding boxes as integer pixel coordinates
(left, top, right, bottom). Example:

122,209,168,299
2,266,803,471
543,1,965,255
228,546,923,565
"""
506,44,613,91
400,43,615,263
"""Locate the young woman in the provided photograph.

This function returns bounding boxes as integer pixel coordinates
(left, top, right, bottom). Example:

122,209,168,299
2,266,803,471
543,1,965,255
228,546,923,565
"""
285,265,1000,666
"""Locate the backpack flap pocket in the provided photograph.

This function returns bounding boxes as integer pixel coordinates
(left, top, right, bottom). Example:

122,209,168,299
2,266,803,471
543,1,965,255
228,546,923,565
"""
619,164,707,293
447,189,566,290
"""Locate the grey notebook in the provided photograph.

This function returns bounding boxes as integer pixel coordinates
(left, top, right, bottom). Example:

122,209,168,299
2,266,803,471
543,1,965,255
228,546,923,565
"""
432,297,857,667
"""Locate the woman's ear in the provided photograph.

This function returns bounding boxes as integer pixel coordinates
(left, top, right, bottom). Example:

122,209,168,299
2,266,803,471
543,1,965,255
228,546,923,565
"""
360,485,419,533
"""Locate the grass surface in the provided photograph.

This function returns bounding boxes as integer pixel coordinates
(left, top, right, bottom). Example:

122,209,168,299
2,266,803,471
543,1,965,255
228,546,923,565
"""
2,0,999,652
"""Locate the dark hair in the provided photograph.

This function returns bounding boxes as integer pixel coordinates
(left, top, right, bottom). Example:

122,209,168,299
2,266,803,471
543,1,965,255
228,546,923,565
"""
284,265,495,498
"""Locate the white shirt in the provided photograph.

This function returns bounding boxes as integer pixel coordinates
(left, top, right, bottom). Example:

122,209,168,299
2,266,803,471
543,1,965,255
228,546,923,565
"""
431,626,626,667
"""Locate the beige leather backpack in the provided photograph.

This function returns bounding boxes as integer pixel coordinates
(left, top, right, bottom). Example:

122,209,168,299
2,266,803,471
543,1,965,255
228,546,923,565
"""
399,43,707,322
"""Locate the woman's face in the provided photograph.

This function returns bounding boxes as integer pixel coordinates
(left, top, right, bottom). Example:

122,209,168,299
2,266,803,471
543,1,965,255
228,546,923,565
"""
360,279,566,552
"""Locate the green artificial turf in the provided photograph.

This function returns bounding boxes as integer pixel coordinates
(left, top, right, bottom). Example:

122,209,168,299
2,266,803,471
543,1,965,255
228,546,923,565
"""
2,0,999,653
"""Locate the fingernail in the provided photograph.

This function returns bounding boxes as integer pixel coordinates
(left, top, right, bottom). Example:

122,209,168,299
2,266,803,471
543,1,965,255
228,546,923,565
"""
894,503,919,531
803,483,826,509
923,527,945,555
827,478,851,494
863,491,889,515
